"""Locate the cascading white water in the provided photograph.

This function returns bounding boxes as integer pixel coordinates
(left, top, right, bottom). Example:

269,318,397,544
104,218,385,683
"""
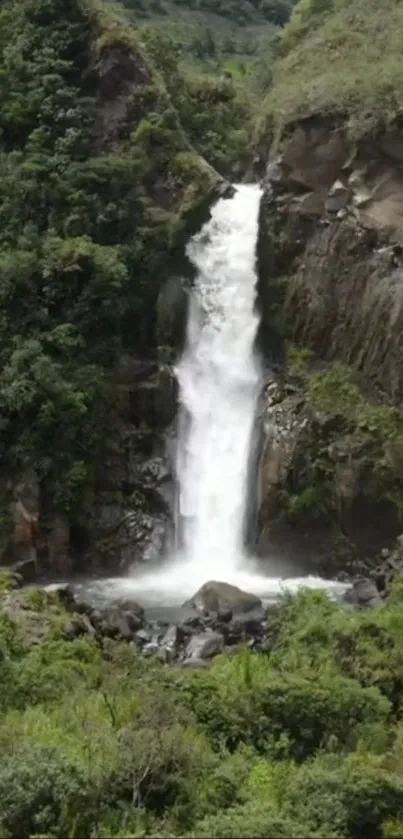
80,184,348,606
175,183,262,576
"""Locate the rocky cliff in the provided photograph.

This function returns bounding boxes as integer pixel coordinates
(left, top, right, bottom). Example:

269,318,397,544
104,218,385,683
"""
252,0,403,579
256,117,403,576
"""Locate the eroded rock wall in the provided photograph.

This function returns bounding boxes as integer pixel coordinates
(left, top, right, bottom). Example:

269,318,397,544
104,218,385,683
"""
260,116,403,404
255,114,403,574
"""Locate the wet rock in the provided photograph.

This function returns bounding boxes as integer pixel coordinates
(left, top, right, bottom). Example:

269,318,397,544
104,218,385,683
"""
64,613,99,641
95,599,145,639
135,628,152,645
181,657,209,669
105,609,134,639
140,521,167,563
128,365,177,429
156,275,188,353
43,582,76,610
265,160,284,185
12,556,37,583
144,604,204,630
217,607,233,623
226,609,265,644
161,624,183,650
143,641,160,657
113,598,145,621
184,580,262,616
135,456,174,513
4,471,40,569
182,613,203,629
344,577,382,608
185,630,224,660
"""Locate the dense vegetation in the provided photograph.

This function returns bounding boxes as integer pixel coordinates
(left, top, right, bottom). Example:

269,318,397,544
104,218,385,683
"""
2,584,403,837
0,0,242,544
128,0,296,26
260,0,403,137
280,353,403,532
0,0,302,555
123,0,297,70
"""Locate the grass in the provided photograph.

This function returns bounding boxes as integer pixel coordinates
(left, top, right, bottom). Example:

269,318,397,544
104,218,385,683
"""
261,0,403,137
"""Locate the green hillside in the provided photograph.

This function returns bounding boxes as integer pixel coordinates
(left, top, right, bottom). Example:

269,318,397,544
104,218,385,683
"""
122,0,297,79
261,0,403,136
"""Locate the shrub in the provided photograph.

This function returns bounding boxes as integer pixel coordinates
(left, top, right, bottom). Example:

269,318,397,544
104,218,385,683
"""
0,746,98,838
284,752,403,839
179,646,390,757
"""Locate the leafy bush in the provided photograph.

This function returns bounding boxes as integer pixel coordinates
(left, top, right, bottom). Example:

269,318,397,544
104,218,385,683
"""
0,746,97,839
176,645,390,757
190,801,312,838
1,586,403,836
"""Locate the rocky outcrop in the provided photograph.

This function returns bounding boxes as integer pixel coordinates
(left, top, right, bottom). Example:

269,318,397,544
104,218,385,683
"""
344,578,382,609
255,376,403,576
259,115,403,403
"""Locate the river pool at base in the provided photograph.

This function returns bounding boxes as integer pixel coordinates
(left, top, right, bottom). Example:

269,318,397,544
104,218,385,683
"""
72,559,349,610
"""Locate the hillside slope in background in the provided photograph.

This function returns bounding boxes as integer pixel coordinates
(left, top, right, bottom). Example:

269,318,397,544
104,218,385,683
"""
123,0,296,66
260,0,403,137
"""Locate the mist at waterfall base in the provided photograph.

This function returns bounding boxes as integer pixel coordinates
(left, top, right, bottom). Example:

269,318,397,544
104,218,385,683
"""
85,185,346,607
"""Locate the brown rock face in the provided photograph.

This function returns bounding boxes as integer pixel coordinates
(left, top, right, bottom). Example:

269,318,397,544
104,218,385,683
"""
274,116,403,241
260,115,403,404
47,517,71,575
284,222,403,403
282,118,351,195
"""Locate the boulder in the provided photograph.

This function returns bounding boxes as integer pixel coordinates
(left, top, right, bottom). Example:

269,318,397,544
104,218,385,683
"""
185,630,224,660
344,578,382,608
226,609,265,644
47,515,71,574
161,624,183,650
95,599,145,639
134,627,152,646
64,613,99,641
142,641,160,657
184,580,262,616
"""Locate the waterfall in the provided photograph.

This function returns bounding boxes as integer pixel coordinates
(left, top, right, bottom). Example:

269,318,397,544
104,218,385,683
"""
82,184,349,606
175,184,262,575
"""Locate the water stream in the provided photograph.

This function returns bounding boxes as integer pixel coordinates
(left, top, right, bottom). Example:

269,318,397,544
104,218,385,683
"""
80,184,347,607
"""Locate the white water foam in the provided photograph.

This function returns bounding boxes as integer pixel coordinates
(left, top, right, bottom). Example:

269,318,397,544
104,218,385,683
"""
175,182,263,575
92,184,347,606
